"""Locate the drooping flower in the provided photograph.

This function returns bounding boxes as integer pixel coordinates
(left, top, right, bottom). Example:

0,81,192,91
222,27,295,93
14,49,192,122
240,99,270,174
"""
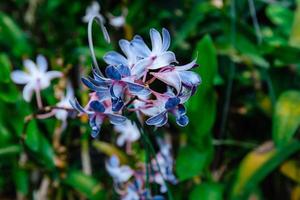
114,120,140,146
107,9,128,29
11,55,62,102
105,155,133,183
82,1,104,23
70,93,126,138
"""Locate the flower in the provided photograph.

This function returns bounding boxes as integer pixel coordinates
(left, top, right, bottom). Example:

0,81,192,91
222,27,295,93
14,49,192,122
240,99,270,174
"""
70,93,126,138
114,120,140,146
107,9,127,28
82,1,104,23
105,155,133,183
54,82,74,128
11,55,62,102
130,28,177,71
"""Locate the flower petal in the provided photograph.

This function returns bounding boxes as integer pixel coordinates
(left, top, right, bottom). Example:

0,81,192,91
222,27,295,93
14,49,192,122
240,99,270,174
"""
162,28,171,51
22,83,35,102
175,59,198,71
119,39,135,63
146,111,168,127
149,51,177,70
46,71,62,80
70,98,94,114
89,100,105,112
130,35,151,58
89,115,104,138
165,97,180,110
11,71,31,84
178,71,201,88
151,71,182,94
126,82,151,96
130,58,151,79
23,59,38,75
105,65,122,80
150,28,163,54
176,114,189,127
103,51,127,66
107,114,127,125
36,54,48,72
116,64,131,77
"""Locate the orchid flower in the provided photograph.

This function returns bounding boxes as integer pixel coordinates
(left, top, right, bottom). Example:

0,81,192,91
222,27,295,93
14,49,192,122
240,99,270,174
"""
70,93,126,138
114,120,140,147
130,28,177,71
11,55,62,103
107,9,128,29
82,1,104,23
105,155,133,183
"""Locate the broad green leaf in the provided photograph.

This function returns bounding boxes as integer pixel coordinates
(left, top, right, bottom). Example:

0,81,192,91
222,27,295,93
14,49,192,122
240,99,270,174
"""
280,160,300,183
290,0,300,48
25,120,55,168
64,170,105,200
272,91,300,146
176,146,209,181
189,183,223,200
231,140,300,199
0,12,31,56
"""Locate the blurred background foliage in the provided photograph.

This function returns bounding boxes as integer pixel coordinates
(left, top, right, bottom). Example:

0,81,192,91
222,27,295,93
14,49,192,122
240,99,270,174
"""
1,0,300,199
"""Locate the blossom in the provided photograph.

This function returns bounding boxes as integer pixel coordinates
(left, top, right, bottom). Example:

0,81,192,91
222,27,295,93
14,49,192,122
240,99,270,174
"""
130,28,177,71
114,120,140,146
11,55,62,102
105,155,133,183
70,93,126,138
82,1,104,23
54,82,74,128
107,9,127,28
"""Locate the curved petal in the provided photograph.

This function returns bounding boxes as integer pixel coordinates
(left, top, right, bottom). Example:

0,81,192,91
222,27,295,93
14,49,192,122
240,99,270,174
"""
149,51,177,70
151,71,182,94
89,100,105,112
46,71,62,80
107,114,127,125
22,83,35,102
175,59,198,71
178,71,201,87
82,77,108,91
130,35,151,58
89,114,104,138
150,28,163,54
165,97,180,110
131,58,152,79
36,54,48,72
105,65,122,80
23,59,38,75
126,82,151,97
176,114,189,127
70,98,94,114
162,28,171,51
146,111,168,127
116,64,131,77
103,51,127,66
119,39,134,60
11,71,31,84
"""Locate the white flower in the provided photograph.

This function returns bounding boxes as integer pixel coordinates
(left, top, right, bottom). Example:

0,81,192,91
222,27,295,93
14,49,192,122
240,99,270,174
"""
55,82,74,122
107,9,127,28
105,155,133,183
121,185,139,200
82,1,104,23
114,120,140,146
11,55,62,102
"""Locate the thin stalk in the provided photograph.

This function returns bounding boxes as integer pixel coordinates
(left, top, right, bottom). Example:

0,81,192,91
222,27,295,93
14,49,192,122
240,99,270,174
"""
35,88,43,109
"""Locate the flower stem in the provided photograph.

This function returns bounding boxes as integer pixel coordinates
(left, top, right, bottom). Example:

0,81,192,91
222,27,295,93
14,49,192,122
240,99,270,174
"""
35,88,43,109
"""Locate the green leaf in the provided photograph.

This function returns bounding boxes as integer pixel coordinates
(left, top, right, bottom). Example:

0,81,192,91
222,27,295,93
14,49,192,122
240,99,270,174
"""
289,0,300,48
189,183,223,200
14,167,29,196
64,170,105,200
0,12,31,56
176,146,209,181
25,120,55,168
0,145,20,156
0,54,11,83
272,91,300,146
231,140,300,199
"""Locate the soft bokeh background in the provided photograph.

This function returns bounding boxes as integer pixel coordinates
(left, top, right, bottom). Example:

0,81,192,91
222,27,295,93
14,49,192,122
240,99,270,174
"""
1,0,300,199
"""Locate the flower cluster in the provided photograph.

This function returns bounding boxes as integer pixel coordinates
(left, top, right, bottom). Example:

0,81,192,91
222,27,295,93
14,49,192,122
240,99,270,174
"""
71,28,201,137
105,137,177,200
